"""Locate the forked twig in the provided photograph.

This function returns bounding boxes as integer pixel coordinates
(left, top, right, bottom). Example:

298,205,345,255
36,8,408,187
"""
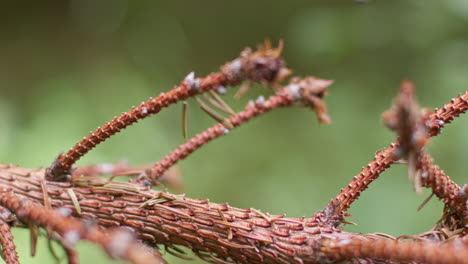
1,40,466,264
317,89,467,226
46,43,289,182
138,77,333,186
382,80,430,193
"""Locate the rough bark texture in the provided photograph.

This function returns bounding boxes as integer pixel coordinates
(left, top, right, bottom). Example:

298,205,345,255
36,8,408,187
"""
0,164,466,264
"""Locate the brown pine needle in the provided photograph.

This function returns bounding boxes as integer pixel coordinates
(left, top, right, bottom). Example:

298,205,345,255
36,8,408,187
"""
67,188,82,215
46,238,62,263
29,223,38,257
417,193,435,211
194,97,234,129
208,90,236,115
234,81,252,100
182,101,188,140
202,93,233,115
341,219,358,226
40,180,51,210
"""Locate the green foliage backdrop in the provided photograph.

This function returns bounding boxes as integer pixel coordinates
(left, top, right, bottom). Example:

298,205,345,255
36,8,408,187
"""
0,1,466,263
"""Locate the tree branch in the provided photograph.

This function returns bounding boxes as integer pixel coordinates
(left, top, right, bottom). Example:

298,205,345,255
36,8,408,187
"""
0,218,19,264
2,41,466,263
316,90,467,226
0,182,162,264
45,43,289,182
0,163,466,264
137,77,333,186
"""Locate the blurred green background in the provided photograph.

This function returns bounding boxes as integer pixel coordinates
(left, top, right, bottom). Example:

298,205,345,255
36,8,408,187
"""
0,0,467,263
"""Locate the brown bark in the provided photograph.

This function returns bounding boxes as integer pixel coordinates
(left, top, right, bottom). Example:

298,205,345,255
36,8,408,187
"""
0,164,466,264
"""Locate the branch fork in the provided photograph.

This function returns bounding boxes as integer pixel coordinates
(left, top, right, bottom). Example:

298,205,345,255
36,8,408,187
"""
0,43,465,264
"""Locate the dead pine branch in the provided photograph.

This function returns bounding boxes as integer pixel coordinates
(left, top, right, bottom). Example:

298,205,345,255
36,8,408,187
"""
0,42,466,264
0,189,163,264
0,213,19,264
45,42,289,182
316,88,467,227
138,77,333,186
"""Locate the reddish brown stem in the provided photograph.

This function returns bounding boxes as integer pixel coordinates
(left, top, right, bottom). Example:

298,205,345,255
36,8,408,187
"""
0,189,161,264
138,77,333,186
420,153,465,221
428,90,468,136
319,235,468,264
314,142,399,225
46,44,288,182
4,89,466,263
0,220,19,264
317,91,468,226
65,247,79,264
142,94,292,185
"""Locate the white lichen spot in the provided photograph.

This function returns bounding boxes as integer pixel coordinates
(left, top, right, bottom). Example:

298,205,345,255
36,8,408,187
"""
256,95,265,105
437,120,445,126
141,107,149,116
286,83,302,100
337,239,351,246
216,85,227,94
56,207,72,217
228,59,242,77
222,128,230,135
421,171,428,179
0,208,11,221
459,184,468,198
184,71,200,90
184,71,195,84
63,230,80,248
107,230,134,259
98,163,115,174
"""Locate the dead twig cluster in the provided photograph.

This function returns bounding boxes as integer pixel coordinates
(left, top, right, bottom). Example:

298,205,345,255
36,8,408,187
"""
0,42,466,264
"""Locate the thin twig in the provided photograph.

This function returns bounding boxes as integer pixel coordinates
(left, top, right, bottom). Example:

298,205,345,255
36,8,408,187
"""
319,235,468,264
64,247,79,264
316,90,468,226
419,153,465,220
0,220,19,264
